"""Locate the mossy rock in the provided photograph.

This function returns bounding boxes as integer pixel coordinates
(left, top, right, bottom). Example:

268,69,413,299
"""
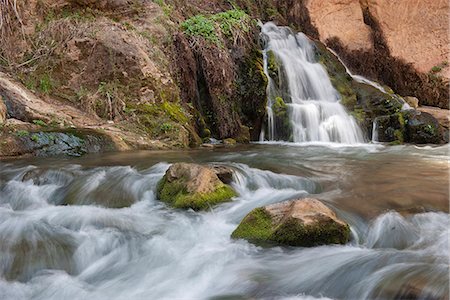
267,50,280,84
373,112,406,143
270,96,292,141
232,198,350,247
403,110,440,144
157,163,237,210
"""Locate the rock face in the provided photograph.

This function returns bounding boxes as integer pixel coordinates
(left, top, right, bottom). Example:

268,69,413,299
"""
157,163,237,210
365,0,449,77
304,0,449,109
307,0,372,51
232,198,351,247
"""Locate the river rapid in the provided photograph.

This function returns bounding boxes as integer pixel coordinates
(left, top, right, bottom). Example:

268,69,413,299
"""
0,143,448,300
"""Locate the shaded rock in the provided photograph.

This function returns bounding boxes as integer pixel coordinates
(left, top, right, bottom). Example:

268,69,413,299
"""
403,110,440,144
210,165,234,184
373,113,404,143
157,163,237,210
365,0,449,78
418,105,449,143
232,198,350,247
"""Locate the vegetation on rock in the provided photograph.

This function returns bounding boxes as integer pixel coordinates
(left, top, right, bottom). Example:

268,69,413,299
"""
157,163,237,210
232,198,351,247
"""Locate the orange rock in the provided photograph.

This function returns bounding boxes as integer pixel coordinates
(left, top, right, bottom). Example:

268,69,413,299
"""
366,0,449,77
307,0,372,51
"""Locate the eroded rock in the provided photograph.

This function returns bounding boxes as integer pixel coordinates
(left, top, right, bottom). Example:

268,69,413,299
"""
157,163,237,210
232,198,350,247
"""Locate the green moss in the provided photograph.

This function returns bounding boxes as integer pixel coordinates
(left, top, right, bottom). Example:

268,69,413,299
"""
272,217,350,247
232,208,351,247
273,97,287,116
157,176,236,211
223,138,237,145
231,208,273,241
267,50,279,82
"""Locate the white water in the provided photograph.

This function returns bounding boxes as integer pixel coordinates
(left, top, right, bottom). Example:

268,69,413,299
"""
0,147,448,299
260,22,364,144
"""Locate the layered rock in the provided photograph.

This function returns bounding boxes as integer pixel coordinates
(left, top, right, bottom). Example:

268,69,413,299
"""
157,163,237,211
232,198,351,247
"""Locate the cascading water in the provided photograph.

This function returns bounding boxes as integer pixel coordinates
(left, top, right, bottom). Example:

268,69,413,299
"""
0,145,448,300
260,22,365,144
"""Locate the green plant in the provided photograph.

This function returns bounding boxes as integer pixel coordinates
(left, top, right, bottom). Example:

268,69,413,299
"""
32,119,47,127
30,134,40,142
181,15,219,44
181,9,251,45
431,65,442,73
39,73,53,94
160,122,174,133
15,130,29,137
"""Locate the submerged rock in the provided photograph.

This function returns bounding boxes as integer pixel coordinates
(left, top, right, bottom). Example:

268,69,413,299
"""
232,198,350,247
157,163,237,211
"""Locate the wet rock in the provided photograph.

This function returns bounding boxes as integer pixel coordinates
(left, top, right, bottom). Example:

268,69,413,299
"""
0,221,76,281
210,165,234,184
232,198,350,247
373,113,404,143
157,163,237,211
403,110,440,144
404,96,419,109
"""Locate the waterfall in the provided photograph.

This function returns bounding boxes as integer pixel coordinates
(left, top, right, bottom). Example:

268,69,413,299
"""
260,22,365,144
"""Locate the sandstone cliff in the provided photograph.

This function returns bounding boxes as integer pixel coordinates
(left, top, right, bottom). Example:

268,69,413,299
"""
303,0,449,108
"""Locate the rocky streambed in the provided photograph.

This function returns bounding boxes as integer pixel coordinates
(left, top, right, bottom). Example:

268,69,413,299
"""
0,144,448,299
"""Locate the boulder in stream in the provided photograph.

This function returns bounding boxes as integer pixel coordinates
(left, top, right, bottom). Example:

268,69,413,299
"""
157,163,237,210
232,198,350,247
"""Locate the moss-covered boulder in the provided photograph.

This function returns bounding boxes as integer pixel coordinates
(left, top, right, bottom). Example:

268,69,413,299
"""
232,198,350,247
403,110,440,144
157,163,237,210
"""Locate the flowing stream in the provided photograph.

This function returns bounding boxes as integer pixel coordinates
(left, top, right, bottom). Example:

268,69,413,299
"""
260,23,364,144
0,144,448,300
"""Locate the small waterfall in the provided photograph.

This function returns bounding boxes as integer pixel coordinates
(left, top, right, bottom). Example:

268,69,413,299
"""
260,22,364,144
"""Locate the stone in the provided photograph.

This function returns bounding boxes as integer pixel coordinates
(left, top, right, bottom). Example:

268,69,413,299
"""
307,0,372,51
223,138,237,145
209,165,234,184
403,110,440,144
0,96,6,124
404,96,419,109
373,113,404,143
157,163,237,210
232,198,351,247
366,0,449,77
